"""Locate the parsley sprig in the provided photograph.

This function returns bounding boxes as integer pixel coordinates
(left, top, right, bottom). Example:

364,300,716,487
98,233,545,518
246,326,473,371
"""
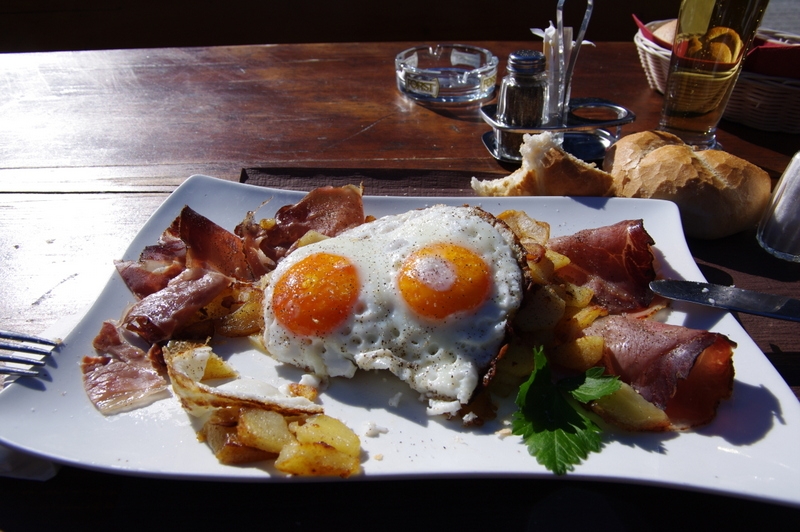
511,346,620,475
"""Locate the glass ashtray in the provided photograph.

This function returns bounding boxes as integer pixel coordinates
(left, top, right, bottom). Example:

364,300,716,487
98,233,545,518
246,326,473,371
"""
395,44,498,106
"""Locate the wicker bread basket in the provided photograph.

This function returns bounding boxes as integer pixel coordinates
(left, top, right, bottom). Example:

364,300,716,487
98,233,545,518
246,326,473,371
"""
635,20,800,134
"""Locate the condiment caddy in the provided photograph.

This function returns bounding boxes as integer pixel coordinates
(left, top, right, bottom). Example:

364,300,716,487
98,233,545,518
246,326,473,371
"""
480,97,635,164
481,0,634,164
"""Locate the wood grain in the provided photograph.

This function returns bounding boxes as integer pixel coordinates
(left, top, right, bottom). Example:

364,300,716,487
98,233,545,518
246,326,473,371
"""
1,40,799,526
1,41,798,392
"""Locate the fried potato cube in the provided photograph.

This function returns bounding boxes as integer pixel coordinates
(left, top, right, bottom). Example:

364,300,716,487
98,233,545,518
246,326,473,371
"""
560,282,594,308
216,285,265,337
526,252,556,285
237,408,296,454
515,284,566,332
570,305,607,329
488,341,538,396
497,210,550,247
545,249,570,271
555,305,607,341
202,352,238,380
548,336,605,372
294,230,329,249
200,409,274,464
495,341,537,379
275,441,360,478
589,382,670,432
289,414,361,458
201,286,238,320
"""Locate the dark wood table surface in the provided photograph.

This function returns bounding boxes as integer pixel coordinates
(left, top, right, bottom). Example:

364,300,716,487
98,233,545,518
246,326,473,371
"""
1,41,799,529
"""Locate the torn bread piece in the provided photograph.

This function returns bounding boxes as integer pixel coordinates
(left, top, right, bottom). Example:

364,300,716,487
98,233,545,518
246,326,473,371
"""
471,132,615,197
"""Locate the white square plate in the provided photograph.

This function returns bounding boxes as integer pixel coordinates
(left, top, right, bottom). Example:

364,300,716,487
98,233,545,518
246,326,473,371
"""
1,175,798,507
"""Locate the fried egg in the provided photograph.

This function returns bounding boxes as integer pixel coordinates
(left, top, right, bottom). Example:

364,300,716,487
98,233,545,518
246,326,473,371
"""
261,205,526,416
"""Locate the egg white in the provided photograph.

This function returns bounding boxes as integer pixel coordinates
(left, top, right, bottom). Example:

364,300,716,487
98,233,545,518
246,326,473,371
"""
261,205,525,416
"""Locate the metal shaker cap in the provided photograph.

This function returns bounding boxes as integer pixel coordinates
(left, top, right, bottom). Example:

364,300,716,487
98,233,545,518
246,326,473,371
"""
507,50,546,75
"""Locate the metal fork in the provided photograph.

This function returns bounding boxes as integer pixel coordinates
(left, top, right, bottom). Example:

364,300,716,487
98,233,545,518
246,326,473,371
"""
0,329,59,377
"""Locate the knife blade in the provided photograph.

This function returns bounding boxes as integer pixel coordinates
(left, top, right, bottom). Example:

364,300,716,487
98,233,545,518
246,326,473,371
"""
649,280,800,323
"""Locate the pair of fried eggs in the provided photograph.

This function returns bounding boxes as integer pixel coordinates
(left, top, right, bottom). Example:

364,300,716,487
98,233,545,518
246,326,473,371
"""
262,205,525,416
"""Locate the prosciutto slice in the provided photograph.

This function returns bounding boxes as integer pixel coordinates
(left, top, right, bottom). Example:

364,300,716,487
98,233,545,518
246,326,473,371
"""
179,206,255,281
548,219,656,313
122,268,232,344
115,216,187,299
235,184,366,266
116,205,257,300
584,315,735,428
81,321,169,414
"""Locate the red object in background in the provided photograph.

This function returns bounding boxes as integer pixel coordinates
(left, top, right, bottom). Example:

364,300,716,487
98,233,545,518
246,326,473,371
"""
745,35,800,79
634,14,800,79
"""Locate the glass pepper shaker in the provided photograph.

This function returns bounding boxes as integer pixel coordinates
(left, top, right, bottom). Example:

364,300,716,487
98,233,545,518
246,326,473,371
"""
495,50,547,161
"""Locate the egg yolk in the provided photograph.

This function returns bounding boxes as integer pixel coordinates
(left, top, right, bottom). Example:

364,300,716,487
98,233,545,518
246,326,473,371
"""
272,252,360,336
397,243,491,320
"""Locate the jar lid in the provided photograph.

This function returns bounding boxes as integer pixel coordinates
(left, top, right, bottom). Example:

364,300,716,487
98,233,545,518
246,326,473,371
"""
507,50,545,75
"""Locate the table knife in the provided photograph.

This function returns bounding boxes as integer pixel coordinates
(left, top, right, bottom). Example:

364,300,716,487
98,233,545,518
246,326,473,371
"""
649,280,800,323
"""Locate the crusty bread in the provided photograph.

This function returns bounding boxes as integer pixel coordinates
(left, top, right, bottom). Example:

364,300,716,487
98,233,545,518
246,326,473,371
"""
471,132,615,197
603,131,772,239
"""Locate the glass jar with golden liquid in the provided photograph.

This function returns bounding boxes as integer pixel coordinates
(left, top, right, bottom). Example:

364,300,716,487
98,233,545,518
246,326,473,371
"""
658,0,770,149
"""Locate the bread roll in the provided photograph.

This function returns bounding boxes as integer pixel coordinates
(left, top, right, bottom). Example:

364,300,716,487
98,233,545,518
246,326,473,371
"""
471,132,615,197
603,131,772,239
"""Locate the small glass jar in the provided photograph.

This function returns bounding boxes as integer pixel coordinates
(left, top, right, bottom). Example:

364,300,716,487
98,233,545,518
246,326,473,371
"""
757,150,800,262
495,50,548,161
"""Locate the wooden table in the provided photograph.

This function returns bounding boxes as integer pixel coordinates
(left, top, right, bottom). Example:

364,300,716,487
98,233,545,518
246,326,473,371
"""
1,42,799,528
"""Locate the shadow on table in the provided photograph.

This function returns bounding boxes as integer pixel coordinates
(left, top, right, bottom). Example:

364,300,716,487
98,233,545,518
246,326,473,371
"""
720,120,800,160
688,228,800,283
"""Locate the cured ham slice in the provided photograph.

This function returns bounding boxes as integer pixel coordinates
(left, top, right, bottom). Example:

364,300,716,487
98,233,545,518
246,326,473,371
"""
584,315,735,428
179,206,255,281
115,216,186,299
548,219,656,313
235,210,278,278
116,205,256,300
122,268,232,344
235,184,366,266
81,321,169,414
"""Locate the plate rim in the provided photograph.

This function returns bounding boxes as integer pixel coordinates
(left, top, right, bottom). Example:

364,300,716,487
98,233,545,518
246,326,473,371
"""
2,174,799,508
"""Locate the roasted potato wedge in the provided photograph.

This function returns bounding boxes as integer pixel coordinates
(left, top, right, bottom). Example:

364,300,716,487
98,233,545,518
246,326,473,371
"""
589,382,670,432
237,408,296,454
289,414,361,458
200,408,275,464
515,284,567,332
201,352,238,380
275,441,360,478
215,284,264,337
548,336,605,372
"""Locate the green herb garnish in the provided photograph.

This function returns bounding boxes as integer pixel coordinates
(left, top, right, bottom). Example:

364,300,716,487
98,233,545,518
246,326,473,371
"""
511,346,620,475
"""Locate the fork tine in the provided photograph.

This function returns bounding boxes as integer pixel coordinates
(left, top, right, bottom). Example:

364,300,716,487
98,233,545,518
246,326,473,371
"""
0,340,54,357
0,365,41,377
0,329,58,346
0,330,56,378
0,353,47,366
